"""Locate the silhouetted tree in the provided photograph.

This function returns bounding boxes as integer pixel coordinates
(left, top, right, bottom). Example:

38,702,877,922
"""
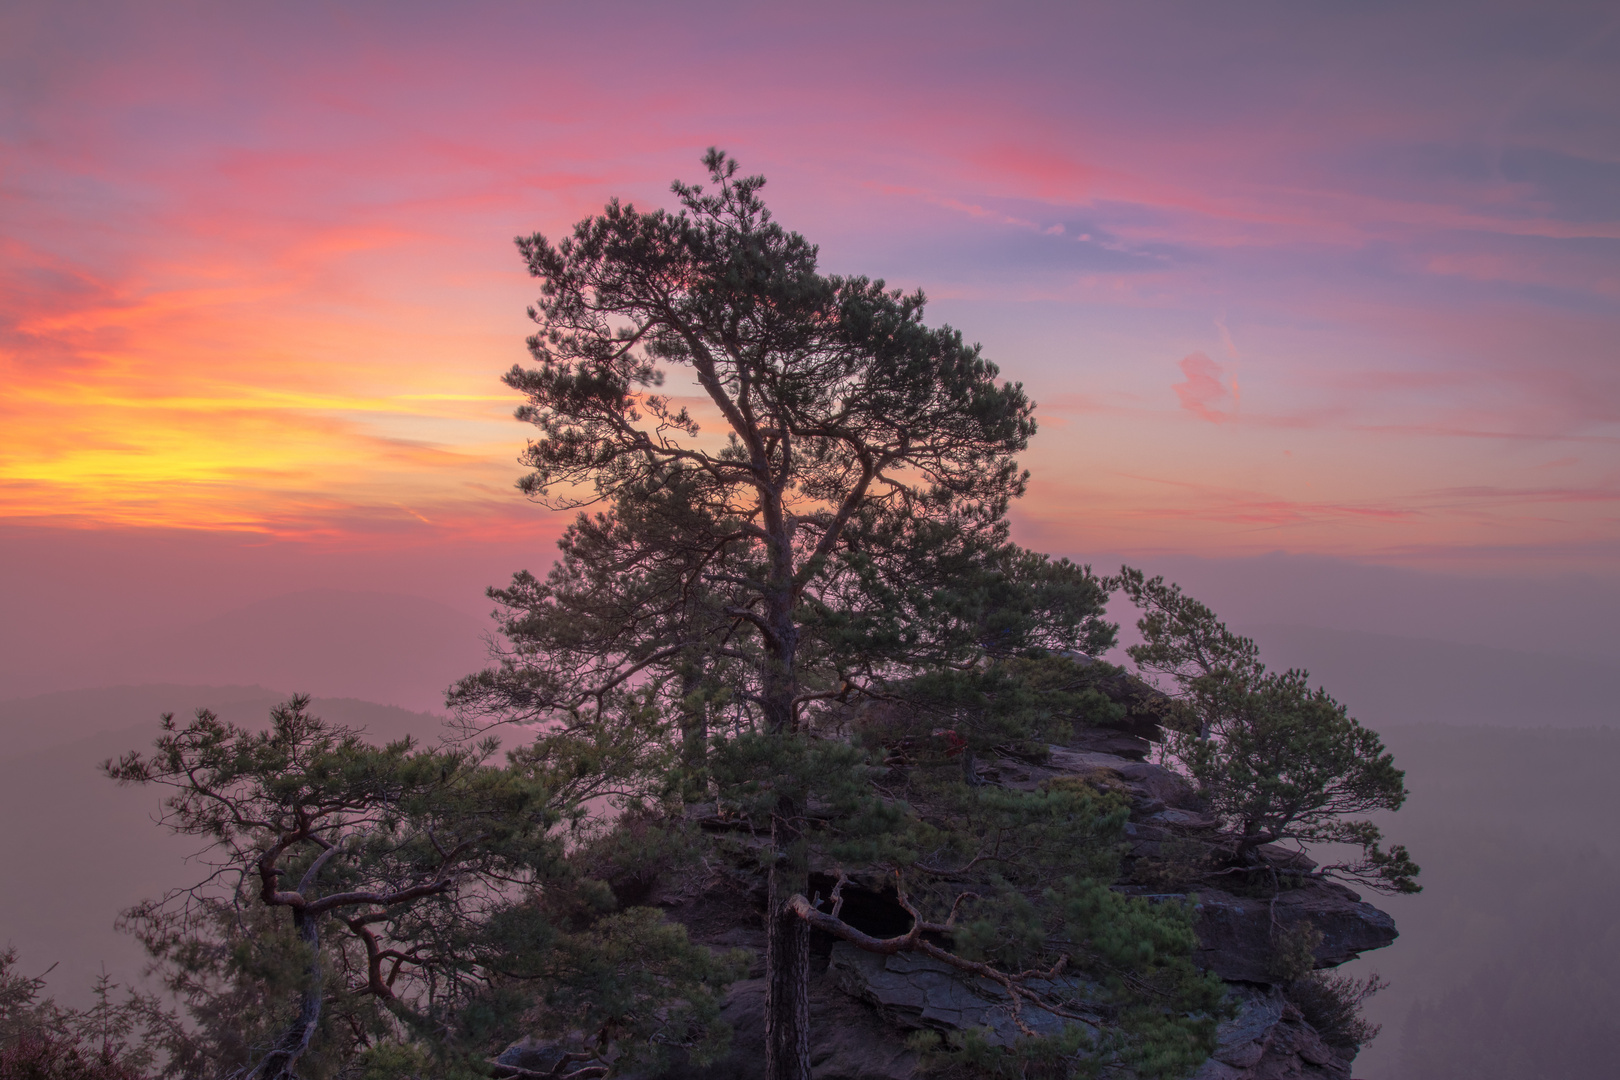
0,948,174,1080
107,696,737,1079
456,152,1223,1080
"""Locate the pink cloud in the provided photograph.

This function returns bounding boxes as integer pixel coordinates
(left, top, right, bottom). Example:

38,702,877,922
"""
1173,352,1235,423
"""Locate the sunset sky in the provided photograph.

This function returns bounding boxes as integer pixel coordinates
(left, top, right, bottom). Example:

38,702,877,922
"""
8,9,1617,1063
4,0,1618,636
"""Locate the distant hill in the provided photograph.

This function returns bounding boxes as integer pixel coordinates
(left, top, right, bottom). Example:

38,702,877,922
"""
0,589,494,714
0,685,454,1007
0,682,451,763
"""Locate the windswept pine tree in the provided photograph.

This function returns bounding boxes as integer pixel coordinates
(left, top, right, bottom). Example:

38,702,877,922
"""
1113,568,1419,895
106,696,742,1079
455,152,1225,1080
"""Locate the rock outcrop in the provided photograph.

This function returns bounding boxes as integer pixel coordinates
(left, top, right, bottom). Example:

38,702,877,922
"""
1192,986,1352,1080
543,705,1398,1080
1191,881,1397,983
828,942,1096,1047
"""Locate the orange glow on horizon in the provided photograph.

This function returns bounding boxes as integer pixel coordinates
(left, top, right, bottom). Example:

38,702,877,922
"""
2,3,1615,574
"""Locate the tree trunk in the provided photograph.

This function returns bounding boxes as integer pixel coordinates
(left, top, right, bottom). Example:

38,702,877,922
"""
762,528,810,1080
250,908,323,1080
962,746,984,787
765,794,811,1080
678,664,707,773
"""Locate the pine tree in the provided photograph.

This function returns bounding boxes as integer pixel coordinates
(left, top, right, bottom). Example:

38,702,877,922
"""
106,696,738,1078
456,153,1224,1080
1113,568,1420,894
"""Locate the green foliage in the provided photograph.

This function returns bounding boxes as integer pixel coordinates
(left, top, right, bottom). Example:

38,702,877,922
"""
1060,888,1226,1079
1268,923,1325,984
905,783,1132,970
1112,567,1420,894
909,1023,1097,1080
107,697,739,1078
457,152,1217,1079
527,908,750,1072
0,949,58,1048
345,1040,431,1080
1283,970,1386,1057
0,1033,150,1080
1129,836,1215,893
0,949,176,1080
819,751,1227,1076
127,893,328,1075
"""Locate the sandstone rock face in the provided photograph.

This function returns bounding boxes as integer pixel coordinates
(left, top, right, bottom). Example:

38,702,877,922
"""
635,976,920,1080
828,942,1096,1047
1192,986,1351,1080
1191,881,1398,983
604,727,1399,1080
1067,726,1155,761
989,745,1201,814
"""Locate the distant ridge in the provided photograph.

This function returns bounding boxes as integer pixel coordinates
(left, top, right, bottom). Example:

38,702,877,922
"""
0,682,453,763
0,588,493,713
0,683,459,1008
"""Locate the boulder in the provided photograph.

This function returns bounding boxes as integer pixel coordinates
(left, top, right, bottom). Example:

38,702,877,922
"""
1067,726,1154,761
494,1039,596,1077
1191,881,1398,983
1148,807,1221,829
1055,653,1175,742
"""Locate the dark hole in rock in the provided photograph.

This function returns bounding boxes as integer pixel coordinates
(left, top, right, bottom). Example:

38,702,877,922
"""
806,873,916,938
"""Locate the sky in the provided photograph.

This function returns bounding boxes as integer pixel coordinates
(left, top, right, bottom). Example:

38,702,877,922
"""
2,8,1617,1060
3,0,1618,669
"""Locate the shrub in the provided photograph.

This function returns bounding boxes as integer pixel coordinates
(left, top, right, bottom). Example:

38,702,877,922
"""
1285,971,1387,1057
0,1033,148,1080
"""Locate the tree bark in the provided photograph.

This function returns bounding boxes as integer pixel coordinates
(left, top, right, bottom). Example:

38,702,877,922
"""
250,908,323,1080
762,462,809,1080
678,664,707,771
765,794,811,1080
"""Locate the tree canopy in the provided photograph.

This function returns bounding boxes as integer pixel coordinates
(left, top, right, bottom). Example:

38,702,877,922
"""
452,148,1111,737
1113,568,1420,894
106,696,740,1079
455,151,1219,1080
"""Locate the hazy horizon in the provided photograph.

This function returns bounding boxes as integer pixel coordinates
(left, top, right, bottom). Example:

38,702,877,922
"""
7,584,1614,740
